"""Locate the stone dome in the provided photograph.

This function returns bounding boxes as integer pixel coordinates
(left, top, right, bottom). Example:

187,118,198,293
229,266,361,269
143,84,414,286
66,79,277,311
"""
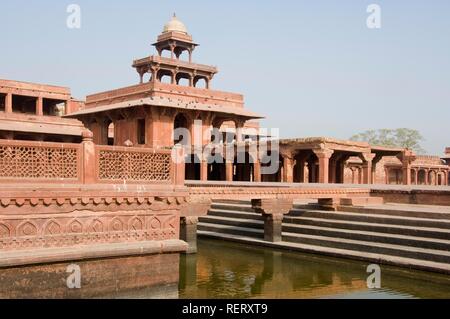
163,14,188,34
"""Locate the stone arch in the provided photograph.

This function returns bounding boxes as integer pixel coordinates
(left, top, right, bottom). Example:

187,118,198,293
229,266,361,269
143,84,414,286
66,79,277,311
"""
234,152,255,182
90,219,104,233
261,151,283,182
0,222,12,238
194,76,208,89
175,72,191,86
129,216,144,231
68,219,83,234
418,169,426,185
428,170,436,185
157,69,173,84
110,217,125,232
43,219,62,236
185,154,201,180
207,153,226,181
173,113,190,145
17,221,38,237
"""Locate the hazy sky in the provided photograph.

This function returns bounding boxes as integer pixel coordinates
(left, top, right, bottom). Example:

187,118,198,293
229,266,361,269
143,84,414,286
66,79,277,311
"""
1,0,449,154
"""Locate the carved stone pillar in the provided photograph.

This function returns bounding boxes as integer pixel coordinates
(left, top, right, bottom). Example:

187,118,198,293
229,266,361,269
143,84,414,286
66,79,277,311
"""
282,155,294,183
200,160,208,181
36,97,43,116
81,129,96,184
180,216,199,254
235,119,245,143
313,149,334,184
5,93,12,113
360,153,376,184
225,160,234,182
398,150,416,185
251,199,293,242
253,159,261,182
180,199,212,254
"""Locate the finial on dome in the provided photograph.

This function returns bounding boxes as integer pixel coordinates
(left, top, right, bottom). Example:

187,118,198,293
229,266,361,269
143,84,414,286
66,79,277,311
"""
163,13,188,34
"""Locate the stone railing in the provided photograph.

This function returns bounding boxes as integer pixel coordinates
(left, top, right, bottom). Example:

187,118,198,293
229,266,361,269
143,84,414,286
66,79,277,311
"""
0,139,82,183
95,145,173,184
0,131,185,186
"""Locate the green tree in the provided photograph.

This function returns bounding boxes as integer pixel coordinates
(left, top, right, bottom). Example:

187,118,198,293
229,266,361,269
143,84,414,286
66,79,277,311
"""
350,128,426,154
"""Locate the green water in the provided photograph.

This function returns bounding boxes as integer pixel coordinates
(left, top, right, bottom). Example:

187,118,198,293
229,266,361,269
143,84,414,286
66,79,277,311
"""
0,238,449,298
179,239,450,299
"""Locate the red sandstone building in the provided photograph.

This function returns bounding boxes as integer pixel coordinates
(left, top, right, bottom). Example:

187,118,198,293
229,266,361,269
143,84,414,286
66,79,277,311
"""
1,15,449,186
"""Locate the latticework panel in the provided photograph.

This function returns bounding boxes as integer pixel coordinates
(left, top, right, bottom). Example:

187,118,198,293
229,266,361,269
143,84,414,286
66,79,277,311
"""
98,150,171,182
0,145,79,180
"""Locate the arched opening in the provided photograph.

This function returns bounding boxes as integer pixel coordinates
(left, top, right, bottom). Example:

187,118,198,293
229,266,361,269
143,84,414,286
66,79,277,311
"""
293,151,317,183
220,121,236,144
234,152,254,182
261,151,282,182
437,173,443,186
428,171,436,185
418,170,426,185
176,48,190,61
411,169,417,185
108,122,114,146
176,73,191,87
185,154,201,180
157,70,173,84
160,48,172,59
208,154,226,181
173,113,189,145
388,168,403,185
194,76,208,89
142,73,151,83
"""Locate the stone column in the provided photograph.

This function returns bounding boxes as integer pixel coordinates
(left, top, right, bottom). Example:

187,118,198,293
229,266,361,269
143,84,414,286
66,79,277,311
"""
225,160,234,182
180,199,212,254
200,160,208,181
81,129,96,184
329,160,337,184
36,97,43,116
5,93,12,113
360,153,376,185
180,216,199,254
425,169,429,185
313,149,334,184
251,199,293,242
282,155,294,183
398,150,416,185
253,159,261,182
235,121,245,143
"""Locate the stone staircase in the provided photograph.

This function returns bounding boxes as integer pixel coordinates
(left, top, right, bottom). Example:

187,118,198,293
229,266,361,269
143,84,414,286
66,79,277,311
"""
198,200,450,274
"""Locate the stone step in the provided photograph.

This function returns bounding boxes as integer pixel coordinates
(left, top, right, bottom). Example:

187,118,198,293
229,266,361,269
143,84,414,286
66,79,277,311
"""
282,223,450,251
211,202,255,213
288,209,450,229
283,216,450,240
200,215,263,229
197,231,450,275
282,232,450,264
208,208,263,220
340,206,450,220
198,222,450,263
198,222,263,239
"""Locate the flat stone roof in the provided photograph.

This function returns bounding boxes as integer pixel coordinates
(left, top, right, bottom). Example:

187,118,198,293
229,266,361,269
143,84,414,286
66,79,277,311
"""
65,96,264,119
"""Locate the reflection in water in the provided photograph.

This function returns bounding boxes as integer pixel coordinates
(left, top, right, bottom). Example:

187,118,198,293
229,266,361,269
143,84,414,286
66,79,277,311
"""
179,239,450,299
0,239,449,299
0,254,180,299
